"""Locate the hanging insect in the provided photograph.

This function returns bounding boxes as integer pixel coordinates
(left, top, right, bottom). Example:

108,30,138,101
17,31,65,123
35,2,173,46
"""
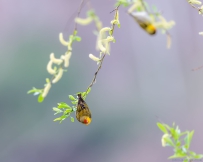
130,11,156,35
76,94,92,125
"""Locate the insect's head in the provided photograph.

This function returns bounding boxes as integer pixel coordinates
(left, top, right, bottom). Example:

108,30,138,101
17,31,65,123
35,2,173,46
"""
80,116,91,125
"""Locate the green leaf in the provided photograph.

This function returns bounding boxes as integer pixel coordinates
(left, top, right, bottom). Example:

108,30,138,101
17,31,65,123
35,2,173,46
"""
164,137,175,147
87,10,95,17
27,88,36,94
73,36,81,42
69,95,76,101
71,101,77,105
64,109,72,114
117,23,121,28
53,107,61,112
86,87,91,94
53,117,61,122
168,153,187,159
157,123,168,134
194,154,203,159
57,102,72,109
45,78,50,83
115,0,130,7
189,151,197,157
70,117,74,122
27,87,42,94
38,94,44,102
113,38,116,43
59,115,68,123
184,131,194,149
183,159,189,162
109,30,113,36
73,30,77,36
176,141,181,147
53,107,63,115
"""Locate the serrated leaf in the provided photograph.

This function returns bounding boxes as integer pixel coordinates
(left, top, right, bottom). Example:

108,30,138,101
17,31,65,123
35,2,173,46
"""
38,94,44,102
70,117,74,122
69,95,76,101
157,123,168,133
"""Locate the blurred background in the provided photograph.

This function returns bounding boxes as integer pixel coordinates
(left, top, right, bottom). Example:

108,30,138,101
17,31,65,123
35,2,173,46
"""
0,0,203,162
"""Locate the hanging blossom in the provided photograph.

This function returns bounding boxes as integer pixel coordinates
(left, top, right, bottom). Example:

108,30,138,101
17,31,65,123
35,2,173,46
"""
88,10,119,63
28,31,80,102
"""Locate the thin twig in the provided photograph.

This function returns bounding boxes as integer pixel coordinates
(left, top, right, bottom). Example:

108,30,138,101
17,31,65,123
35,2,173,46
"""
85,5,120,93
190,3,200,10
75,0,86,31
192,65,203,71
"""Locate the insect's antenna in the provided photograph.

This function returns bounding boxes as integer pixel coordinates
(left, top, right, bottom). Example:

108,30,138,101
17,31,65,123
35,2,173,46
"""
192,65,203,71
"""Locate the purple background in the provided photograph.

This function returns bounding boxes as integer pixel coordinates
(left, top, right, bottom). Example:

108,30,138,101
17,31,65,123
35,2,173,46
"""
0,0,203,162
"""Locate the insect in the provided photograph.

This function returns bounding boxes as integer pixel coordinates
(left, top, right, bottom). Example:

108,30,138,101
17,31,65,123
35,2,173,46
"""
76,94,92,125
130,12,156,35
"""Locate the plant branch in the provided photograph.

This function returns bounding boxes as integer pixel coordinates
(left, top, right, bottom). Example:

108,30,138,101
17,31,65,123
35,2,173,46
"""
85,5,120,93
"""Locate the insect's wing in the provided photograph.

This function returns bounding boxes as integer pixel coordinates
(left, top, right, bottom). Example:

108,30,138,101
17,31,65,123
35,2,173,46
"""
76,98,91,122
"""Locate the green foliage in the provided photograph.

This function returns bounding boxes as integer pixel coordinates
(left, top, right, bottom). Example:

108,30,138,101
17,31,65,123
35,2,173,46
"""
27,87,42,94
157,122,203,162
38,94,44,103
53,88,91,123
115,0,131,7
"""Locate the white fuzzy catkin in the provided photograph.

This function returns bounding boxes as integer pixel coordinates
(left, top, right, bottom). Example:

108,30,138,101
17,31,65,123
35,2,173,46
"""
59,33,69,46
52,68,63,84
42,82,51,98
64,52,72,67
50,53,63,65
75,17,93,25
89,54,100,62
47,60,56,75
